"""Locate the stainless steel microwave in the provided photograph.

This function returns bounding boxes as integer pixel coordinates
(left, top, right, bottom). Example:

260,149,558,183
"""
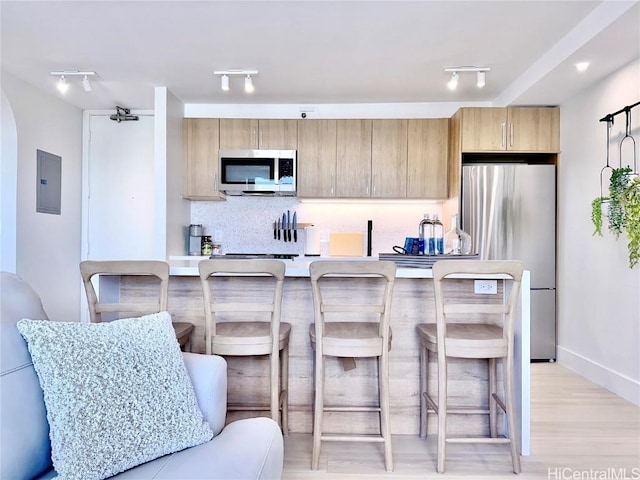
218,149,296,195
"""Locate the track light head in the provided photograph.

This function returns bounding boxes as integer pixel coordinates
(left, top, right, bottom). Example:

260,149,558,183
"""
56,75,69,94
476,71,486,88
447,72,459,91
81,75,92,92
221,74,230,91
244,75,254,93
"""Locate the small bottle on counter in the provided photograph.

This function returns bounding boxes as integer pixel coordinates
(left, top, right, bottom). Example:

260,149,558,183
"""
432,214,444,255
445,214,462,254
418,214,432,255
201,236,213,256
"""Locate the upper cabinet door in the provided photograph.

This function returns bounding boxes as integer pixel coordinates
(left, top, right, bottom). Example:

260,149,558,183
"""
407,119,449,199
336,119,372,197
371,120,408,198
183,118,224,200
460,107,508,151
460,107,560,153
219,119,298,150
258,119,298,149
219,119,259,149
508,107,560,153
297,120,337,197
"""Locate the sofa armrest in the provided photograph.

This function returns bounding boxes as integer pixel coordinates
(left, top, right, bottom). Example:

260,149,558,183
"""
182,353,227,436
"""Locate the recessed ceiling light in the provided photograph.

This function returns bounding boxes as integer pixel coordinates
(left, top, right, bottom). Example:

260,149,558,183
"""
575,62,590,72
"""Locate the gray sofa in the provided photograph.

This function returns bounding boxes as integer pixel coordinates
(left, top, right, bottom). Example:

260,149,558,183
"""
0,272,284,479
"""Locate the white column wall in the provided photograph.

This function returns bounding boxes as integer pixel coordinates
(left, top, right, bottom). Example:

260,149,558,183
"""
1,71,83,321
557,58,640,405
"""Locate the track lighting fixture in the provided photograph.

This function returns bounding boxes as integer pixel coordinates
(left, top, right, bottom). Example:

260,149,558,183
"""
51,71,97,94
444,66,490,90
213,69,258,93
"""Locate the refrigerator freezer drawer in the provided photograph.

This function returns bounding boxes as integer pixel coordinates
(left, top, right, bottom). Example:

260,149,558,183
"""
530,289,556,360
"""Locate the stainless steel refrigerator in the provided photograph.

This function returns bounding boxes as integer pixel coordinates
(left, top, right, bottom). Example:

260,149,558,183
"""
461,163,556,361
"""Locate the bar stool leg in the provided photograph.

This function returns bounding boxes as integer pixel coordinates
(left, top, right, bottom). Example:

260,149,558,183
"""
419,345,428,439
379,354,393,472
436,352,448,474
311,351,324,470
489,357,498,438
504,357,522,473
270,350,280,426
281,344,289,435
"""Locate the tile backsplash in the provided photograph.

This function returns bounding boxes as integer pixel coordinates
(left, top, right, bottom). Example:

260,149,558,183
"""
190,196,445,256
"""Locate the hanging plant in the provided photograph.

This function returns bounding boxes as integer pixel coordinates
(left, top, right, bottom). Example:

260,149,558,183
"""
591,196,608,236
623,176,640,268
608,166,632,238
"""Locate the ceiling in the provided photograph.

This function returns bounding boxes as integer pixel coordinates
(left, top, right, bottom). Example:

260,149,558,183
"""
1,1,639,112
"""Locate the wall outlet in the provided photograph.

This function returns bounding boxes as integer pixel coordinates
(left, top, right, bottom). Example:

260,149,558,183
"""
474,279,497,295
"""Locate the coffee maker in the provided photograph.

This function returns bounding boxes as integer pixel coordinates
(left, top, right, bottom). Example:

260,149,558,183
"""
188,224,204,256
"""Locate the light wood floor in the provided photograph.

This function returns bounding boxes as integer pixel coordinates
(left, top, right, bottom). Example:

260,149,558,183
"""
282,363,640,479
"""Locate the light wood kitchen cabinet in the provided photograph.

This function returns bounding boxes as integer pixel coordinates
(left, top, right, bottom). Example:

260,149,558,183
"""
219,119,297,149
297,119,337,197
371,120,408,197
407,119,449,198
182,118,225,200
460,107,560,153
335,119,372,197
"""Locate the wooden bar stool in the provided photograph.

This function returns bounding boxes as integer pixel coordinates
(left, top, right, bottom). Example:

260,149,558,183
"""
198,259,290,433
309,260,397,472
80,260,194,351
417,259,523,473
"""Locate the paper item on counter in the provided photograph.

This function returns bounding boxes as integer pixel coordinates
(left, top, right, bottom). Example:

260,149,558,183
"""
304,226,321,255
329,232,364,257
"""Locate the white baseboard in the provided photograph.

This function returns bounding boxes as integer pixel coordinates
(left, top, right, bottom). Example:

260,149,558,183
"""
557,346,640,406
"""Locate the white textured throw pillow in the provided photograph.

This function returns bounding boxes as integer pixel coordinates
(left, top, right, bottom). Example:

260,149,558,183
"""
17,312,213,480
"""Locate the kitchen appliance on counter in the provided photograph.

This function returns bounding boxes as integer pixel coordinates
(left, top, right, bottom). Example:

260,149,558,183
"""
461,161,556,361
188,224,204,256
219,149,296,195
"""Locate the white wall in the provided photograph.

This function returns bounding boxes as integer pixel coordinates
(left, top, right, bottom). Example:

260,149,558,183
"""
557,58,640,405
156,88,190,257
1,71,83,321
1,89,18,272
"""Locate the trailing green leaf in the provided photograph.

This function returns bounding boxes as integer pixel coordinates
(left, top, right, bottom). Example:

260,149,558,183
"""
591,197,607,236
623,176,640,268
608,166,632,238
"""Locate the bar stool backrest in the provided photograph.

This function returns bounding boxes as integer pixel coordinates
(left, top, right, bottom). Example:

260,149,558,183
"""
432,260,524,355
80,260,169,323
198,259,286,356
309,260,397,354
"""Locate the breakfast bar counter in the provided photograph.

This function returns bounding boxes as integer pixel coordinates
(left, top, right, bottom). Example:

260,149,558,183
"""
120,257,531,454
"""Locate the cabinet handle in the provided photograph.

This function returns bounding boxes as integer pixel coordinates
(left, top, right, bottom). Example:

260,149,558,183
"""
259,128,263,148
509,123,514,147
331,173,334,195
372,175,376,195
501,122,506,148
213,174,218,192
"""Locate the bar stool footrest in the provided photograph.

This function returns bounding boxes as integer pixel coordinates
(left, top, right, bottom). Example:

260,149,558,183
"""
321,434,386,443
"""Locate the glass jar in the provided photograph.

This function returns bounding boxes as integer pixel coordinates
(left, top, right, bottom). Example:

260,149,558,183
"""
201,236,213,256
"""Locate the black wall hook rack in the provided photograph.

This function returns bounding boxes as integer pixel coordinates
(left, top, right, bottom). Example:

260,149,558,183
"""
599,100,640,123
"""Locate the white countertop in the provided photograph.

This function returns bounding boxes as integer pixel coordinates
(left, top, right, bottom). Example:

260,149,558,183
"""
168,255,435,278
